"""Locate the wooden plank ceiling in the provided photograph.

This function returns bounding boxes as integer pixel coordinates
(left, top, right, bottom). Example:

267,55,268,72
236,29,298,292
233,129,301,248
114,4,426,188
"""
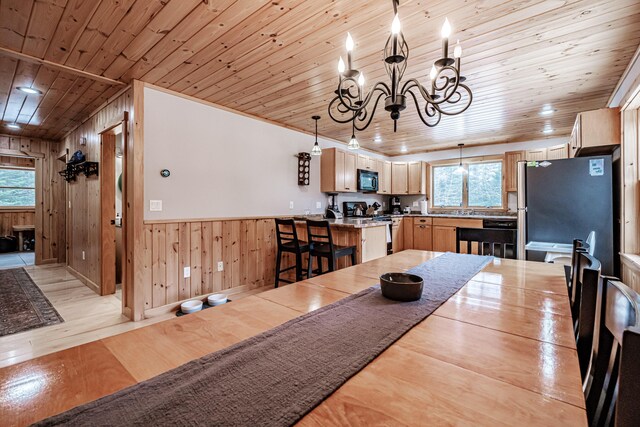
1,0,639,155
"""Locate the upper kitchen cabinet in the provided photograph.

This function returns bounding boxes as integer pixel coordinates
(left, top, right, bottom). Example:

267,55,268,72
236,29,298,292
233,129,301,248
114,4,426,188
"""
391,162,409,194
408,161,428,195
377,160,392,195
391,161,428,195
357,154,377,171
546,143,569,159
504,150,524,192
525,148,547,161
321,148,357,193
569,107,621,157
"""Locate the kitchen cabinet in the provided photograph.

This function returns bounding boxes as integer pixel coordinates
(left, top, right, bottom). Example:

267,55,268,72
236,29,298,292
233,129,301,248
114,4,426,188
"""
569,107,620,157
391,162,408,195
408,161,428,195
357,154,376,171
546,143,569,160
377,160,392,194
525,148,547,161
320,148,357,193
391,217,404,253
413,217,433,251
504,150,524,192
403,217,414,248
432,218,483,253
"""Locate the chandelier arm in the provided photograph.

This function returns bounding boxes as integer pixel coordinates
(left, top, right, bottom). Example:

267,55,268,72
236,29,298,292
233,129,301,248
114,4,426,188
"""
406,89,442,127
335,80,390,113
353,92,387,132
437,83,474,116
328,85,388,124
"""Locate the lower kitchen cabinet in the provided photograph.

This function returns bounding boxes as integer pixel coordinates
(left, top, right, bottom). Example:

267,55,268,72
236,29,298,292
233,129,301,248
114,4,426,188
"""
413,223,432,251
432,226,457,252
391,217,404,253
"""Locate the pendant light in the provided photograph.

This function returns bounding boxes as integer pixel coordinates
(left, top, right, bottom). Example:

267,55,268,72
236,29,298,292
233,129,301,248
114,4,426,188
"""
454,143,466,174
347,119,360,150
310,115,322,156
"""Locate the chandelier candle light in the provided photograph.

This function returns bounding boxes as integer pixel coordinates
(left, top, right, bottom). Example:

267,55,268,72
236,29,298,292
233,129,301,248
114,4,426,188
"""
328,0,472,133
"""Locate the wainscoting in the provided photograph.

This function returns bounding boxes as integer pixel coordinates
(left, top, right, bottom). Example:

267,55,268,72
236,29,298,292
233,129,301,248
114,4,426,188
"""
140,218,364,316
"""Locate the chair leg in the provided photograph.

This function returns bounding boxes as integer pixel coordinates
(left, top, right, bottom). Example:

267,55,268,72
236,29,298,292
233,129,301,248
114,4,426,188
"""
350,251,356,266
307,253,313,279
275,249,282,288
328,256,336,272
295,252,303,282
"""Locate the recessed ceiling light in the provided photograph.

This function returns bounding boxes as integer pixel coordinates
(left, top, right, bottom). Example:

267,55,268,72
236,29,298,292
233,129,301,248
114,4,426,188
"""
542,128,554,134
540,109,555,116
373,136,382,143
400,147,408,153
5,123,20,130
16,86,43,95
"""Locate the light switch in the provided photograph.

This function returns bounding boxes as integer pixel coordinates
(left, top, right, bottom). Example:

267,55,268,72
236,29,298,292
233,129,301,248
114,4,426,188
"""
289,201,294,209
150,200,163,211
217,261,224,272
316,201,322,209
183,267,191,278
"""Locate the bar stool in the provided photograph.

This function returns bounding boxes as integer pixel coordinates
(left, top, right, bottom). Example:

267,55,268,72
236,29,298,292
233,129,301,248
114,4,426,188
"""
306,220,356,278
274,219,310,288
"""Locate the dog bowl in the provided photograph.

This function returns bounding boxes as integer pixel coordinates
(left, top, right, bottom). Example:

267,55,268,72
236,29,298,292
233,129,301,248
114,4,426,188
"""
207,293,228,306
380,273,424,302
180,300,203,314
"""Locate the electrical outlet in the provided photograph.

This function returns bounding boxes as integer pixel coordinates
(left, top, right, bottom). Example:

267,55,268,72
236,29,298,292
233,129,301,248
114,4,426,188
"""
149,200,163,211
82,251,85,260
183,266,190,278
217,261,224,272
289,201,294,209
382,201,386,207
316,201,321,209
68,200,71,209
413,201,419,207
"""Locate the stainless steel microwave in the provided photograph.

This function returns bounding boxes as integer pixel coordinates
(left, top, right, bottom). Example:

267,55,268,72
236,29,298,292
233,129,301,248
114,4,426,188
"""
358,169,378,192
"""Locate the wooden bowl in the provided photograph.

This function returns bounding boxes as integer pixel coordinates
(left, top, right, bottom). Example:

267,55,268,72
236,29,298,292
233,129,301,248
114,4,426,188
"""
380,273,424,302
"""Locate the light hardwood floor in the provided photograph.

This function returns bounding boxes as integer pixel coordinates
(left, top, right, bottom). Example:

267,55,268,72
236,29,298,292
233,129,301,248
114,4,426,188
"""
0,263,270,368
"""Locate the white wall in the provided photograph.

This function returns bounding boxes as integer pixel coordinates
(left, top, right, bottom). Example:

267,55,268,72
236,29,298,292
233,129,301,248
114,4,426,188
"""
143,87,385,220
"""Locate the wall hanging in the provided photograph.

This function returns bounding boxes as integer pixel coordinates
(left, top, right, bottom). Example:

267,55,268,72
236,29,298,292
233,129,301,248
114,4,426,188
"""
296,153,311,186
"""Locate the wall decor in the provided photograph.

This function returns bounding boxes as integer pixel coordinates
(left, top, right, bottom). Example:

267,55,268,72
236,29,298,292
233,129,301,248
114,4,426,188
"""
297,153,311,186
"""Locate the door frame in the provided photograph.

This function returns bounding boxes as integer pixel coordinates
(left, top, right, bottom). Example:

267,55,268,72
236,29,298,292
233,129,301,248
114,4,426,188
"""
99,114,128,303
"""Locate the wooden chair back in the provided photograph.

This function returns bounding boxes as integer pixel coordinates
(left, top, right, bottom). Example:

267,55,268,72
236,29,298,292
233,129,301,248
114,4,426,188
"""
565,238,586,295
306,220,334,250
275,219,302,252
584,278,640,427
455,227,517,258
571,251,601,380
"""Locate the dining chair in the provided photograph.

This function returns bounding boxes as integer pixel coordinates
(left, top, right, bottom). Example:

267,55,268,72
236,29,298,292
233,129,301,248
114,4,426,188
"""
274,219,310,288
455,227,517,259
584,277,640,427
570,251,601,380
564,238,586,293
306,220,356,277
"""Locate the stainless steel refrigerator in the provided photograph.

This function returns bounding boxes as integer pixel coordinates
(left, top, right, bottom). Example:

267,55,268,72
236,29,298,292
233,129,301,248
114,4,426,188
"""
517,155,617,275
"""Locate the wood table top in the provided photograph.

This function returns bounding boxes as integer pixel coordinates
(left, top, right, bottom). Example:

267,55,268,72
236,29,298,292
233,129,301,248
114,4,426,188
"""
0,250,587,426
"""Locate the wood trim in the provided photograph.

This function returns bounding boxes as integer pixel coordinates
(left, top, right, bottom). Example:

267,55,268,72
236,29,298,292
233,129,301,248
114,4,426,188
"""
100,132,116,296
0,207,35,212
130,80,145,321
428,154,505,167
66,266,100,294
0,46,126,87
0,149,45,159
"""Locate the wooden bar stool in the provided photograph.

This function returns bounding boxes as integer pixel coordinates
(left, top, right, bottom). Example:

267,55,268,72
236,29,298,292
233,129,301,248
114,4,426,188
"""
274,219,310,288
306,220,356,278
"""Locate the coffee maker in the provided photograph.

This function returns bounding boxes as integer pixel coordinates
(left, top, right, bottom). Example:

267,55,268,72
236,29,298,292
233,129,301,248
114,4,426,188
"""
390,196,401,214
326,193,343,219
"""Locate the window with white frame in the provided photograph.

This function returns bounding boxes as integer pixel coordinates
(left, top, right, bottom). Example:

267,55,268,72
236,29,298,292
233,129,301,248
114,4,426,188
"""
431,159,503,209
0,167,36,207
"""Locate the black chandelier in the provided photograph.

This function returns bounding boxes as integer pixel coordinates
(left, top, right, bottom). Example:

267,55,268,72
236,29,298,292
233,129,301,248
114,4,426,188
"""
328,0,473,133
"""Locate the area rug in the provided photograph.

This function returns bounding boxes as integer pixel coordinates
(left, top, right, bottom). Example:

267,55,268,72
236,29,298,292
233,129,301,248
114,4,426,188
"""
36,253,490,427
0,268,63,337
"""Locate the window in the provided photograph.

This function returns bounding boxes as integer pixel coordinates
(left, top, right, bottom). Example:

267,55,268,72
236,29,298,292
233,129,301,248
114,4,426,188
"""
431,159,503,209
0,168,36,207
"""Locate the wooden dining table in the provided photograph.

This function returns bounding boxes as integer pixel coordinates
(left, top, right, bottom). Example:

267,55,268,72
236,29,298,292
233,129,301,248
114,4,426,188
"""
0,250,587,426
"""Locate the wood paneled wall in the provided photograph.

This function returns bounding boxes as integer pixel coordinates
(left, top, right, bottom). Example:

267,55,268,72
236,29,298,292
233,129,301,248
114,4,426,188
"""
0,210,35,236
142,219,277,312
0,155,35,168
0,135,65,264
60,88,133,296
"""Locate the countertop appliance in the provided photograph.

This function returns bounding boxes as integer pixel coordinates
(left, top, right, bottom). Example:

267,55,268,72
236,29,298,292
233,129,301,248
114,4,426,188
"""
358,169,378,192
326,193,343,219
390,196,401,214
517,155,618,275
343,201,368,217
483,219,517,229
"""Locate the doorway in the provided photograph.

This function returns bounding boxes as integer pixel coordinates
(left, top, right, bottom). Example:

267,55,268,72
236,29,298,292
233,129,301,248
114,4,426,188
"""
100,123,126,301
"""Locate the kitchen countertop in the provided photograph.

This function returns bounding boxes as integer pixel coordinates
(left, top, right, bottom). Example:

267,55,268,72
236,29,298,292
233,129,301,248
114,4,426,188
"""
293,217,391,229
389,213,517,221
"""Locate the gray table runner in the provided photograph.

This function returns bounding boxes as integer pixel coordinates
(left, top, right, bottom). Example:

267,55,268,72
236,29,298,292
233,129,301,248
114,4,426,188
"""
37,253,491,427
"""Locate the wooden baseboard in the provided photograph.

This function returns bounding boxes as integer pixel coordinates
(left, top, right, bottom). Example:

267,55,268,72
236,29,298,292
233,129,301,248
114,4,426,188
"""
66,266,100,295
